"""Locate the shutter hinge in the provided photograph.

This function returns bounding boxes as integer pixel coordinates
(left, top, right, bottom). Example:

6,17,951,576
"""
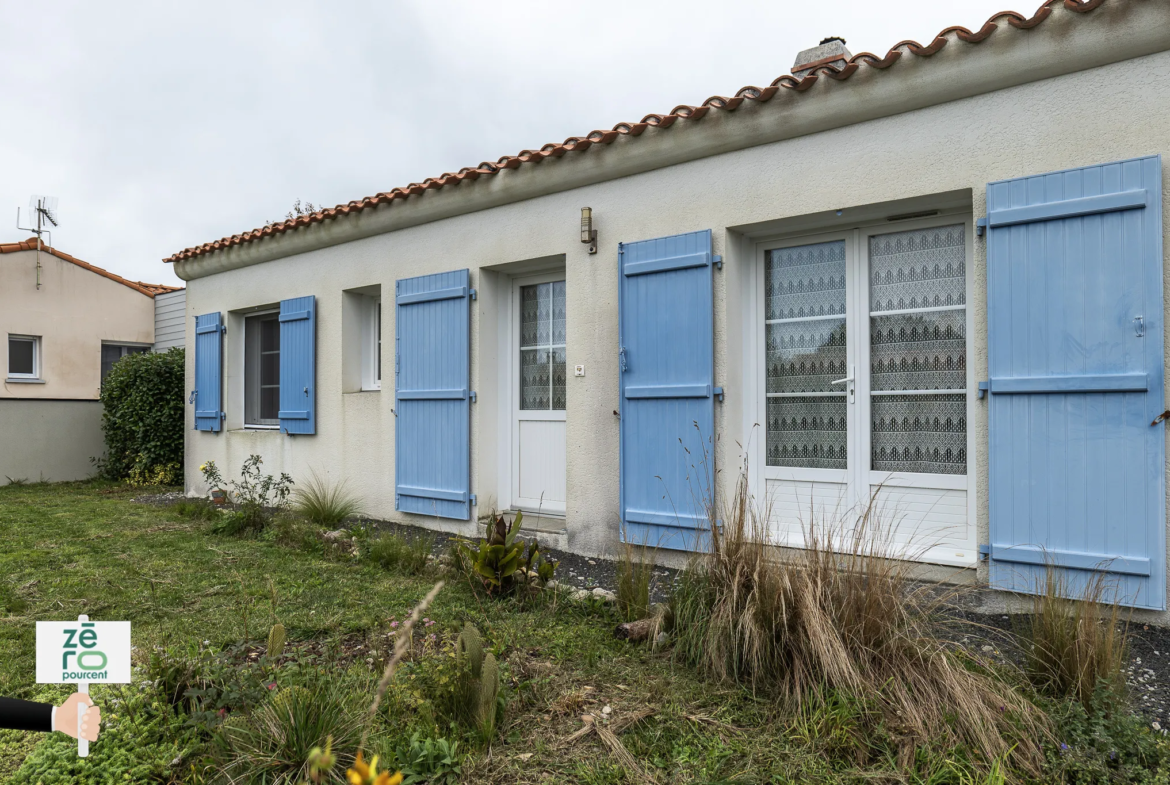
220,411,226,420
469,288,477,301
469,494,477,506
713,386,724,402
713,254,723,270
977,380,989,399
975,217,988,237
978,543,990,561
469,391,477,403
220,324,227,334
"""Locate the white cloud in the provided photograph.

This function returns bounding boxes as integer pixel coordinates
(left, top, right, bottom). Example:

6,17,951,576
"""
0,0,1022,285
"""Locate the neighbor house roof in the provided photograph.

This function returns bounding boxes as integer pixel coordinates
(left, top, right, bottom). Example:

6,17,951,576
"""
165,0,1108,265
0,238,181,297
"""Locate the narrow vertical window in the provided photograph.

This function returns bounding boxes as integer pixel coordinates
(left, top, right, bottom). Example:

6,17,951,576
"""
7,335,39,379
869,224,967,475
519,281,566,410
245,312,281,426
362,295,382,391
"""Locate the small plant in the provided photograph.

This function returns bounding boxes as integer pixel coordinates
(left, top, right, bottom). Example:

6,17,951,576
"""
616,536,656,623
267,622,287,659
365,530,433,575
1023,565,1128,708
394,732,463,784
204,455,294,535
458,511,556,594
294,469,363,526
454,623,502,741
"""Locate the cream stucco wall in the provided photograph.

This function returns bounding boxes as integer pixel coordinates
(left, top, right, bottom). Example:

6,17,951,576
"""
177,2,1170,619
1,248,156,400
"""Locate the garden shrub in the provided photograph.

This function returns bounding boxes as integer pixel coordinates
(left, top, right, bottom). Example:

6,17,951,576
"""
97,347,184,484
202,456,293,536
294,470,363,526
12,682,199,785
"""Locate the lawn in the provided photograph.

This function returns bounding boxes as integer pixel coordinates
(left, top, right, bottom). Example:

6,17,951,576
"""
0,480,1166,784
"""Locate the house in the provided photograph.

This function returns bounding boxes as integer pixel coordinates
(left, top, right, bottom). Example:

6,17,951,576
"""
1,238,181,482
169,0,1170,616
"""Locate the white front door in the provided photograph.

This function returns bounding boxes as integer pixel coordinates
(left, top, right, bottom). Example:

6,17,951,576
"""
511,275,567,515
759,218,976,566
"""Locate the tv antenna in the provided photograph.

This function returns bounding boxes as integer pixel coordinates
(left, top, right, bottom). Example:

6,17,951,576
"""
16,195,59,290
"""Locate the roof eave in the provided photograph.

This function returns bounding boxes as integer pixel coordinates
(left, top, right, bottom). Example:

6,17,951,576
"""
172,0,1170,282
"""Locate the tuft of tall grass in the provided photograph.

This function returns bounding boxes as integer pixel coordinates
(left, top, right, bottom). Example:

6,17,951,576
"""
366,530,433,575
669,471,1048,775
217,679,362,784
1023,565,1128,708
294,470,363,527
616,536,656,623
172,498,220,522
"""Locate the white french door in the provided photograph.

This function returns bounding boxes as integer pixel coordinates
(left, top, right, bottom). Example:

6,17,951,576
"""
511,274,567,515
759,217,976,566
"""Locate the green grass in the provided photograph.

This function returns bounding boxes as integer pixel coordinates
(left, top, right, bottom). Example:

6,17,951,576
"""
0,481,1167,784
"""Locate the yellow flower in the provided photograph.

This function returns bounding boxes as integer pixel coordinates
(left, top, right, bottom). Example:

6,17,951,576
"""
346,752,402,785
199,463,206,472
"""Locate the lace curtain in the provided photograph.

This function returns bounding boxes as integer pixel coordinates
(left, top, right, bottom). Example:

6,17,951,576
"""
765,240,848,468
520,281,567,410
869,224,967,475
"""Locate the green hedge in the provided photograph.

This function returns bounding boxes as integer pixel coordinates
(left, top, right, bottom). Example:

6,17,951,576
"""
98,347,184,484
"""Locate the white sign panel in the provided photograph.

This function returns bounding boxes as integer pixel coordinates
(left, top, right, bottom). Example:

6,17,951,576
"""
36,619,131,685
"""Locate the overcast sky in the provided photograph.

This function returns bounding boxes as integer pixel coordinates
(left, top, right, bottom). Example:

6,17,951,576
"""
0,0,1021,286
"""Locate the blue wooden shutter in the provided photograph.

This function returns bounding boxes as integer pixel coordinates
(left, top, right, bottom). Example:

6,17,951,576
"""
193,312,223,432
986,155,1165,610
619,230,716,550
279,296,316,435
395,269,472,520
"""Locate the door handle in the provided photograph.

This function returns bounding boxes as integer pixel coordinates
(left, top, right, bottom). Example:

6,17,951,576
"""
830,364,856,404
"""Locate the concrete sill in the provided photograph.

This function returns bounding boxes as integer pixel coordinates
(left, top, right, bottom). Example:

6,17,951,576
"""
5,378,45,384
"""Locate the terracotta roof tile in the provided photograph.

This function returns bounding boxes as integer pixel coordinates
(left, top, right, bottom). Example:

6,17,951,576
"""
0,238,181,297
164,0,1108,265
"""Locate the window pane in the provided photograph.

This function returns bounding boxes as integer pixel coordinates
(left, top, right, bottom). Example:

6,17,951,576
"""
870,310,966,393
871,393,966,475
551,281,566,344
870,225,965,312
552,347,567,410
9,338,34,376
260,386,280,421
767,396,847,469
261,315,280,353
766,240,846,320
766,319,847,393
520,348,550,410
520,285,540,347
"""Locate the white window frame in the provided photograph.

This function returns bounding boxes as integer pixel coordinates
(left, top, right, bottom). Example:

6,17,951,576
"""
242,308,281,430
747,210,976,566
361,295,382,391
7,334,41,381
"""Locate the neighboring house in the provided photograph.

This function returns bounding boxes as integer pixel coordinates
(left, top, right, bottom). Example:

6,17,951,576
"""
1,238,180,482
169,1,1170,616
153,289,186,352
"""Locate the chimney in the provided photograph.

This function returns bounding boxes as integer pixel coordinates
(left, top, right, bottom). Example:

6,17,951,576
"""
792,36,852,78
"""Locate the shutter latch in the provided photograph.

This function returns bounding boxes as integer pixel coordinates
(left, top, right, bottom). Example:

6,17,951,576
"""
188,390,197,404
618,346,628,372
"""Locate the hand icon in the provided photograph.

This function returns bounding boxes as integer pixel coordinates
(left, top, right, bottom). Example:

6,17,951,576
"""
54,693,100,742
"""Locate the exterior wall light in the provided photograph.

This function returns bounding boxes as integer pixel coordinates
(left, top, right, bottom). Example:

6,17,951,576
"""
580,207,597,254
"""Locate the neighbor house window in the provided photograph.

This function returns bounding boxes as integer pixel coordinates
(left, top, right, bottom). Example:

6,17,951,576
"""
362,296,381,391
7,335,39,380
245,311,281,426
100,343,149,384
